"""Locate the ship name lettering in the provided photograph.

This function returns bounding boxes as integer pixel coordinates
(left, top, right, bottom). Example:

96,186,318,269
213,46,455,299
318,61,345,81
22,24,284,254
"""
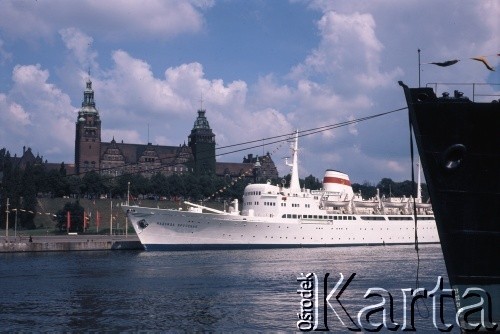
177,223,197,229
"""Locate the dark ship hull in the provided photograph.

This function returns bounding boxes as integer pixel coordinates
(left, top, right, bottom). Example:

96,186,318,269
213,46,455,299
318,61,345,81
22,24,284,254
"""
400,82,499,331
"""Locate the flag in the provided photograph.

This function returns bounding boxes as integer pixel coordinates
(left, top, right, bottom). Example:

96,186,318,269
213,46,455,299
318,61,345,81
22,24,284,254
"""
66,211,71,231
83,210,87,230
428,59,460,67
96,211,100,232
471,56,495,71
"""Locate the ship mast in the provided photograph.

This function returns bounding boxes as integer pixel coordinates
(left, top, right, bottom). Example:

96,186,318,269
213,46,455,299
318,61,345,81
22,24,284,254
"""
287,130,301,191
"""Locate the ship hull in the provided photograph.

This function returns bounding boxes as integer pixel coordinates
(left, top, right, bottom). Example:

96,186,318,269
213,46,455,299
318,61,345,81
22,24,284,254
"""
124,205,438,251
401,82,500,329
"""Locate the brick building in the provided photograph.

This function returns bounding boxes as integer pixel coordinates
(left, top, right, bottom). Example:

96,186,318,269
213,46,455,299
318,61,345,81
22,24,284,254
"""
74,78,279,180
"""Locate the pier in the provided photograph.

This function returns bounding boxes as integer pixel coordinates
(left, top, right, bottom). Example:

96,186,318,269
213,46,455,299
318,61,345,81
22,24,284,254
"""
0,234,143,253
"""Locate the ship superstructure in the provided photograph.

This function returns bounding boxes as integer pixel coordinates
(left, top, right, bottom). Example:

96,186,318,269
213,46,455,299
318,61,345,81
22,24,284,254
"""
124,131,438,250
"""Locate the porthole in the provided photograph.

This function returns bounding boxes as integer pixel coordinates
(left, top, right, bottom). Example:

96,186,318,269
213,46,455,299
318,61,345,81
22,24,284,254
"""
441,144,466,170
417,92,429,102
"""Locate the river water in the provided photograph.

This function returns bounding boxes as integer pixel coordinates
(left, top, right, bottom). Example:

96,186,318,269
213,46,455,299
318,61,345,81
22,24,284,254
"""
0,244,461,332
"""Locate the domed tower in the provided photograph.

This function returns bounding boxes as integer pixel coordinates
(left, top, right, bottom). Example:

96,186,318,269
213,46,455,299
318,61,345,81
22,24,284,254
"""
74,78,102,175
188,109,215,175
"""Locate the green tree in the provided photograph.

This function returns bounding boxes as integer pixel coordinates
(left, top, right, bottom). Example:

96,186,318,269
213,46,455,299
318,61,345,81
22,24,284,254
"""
377,178,396,197
55,201,85,232
352,181,377,199
168,174,185,198
131,174,149,197
43,169,67,197
303,174,321,190
20,163,37,229
224,177,251,202
0,149,12,229
67,175,83,196
82,171,106,198
150,172,169,197
183,173,202,200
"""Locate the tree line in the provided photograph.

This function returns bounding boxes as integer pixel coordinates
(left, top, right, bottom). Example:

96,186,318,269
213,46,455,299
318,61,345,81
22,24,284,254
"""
0,147,427,230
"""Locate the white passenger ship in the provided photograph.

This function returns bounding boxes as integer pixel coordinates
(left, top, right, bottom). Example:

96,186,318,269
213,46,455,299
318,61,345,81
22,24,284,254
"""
123,131,439,250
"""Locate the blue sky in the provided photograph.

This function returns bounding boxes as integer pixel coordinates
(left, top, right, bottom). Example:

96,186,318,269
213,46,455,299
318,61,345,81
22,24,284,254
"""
0,0,498,183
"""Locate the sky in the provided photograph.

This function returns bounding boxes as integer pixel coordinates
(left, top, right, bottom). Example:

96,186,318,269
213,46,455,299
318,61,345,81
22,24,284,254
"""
0,0,498,184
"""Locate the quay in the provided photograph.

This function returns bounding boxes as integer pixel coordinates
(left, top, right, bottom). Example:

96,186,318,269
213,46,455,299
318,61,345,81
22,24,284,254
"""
0,234,144,253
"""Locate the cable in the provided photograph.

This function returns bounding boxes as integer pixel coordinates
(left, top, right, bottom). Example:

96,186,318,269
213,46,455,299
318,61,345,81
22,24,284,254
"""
409,107,430,319
5,106,407,183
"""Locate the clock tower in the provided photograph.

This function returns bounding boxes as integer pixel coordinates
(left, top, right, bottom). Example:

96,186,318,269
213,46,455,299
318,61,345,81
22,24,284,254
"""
188,109,216,175
74,78,101,175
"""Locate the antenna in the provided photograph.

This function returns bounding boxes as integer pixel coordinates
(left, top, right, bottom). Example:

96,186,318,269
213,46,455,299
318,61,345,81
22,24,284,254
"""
199,93,204,110
418,49,421,88
147,123,150,144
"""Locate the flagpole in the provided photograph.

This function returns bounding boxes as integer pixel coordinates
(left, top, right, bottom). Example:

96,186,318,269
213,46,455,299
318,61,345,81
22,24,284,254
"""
418,49,421,87
5,198,9,238
110,200,113,236
67,211,70,233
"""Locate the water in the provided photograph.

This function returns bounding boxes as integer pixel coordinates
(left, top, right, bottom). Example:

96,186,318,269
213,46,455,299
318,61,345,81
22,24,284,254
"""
0,245,460,332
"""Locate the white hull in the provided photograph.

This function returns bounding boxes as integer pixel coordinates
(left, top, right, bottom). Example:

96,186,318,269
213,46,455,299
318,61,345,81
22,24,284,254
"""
124,205,439,251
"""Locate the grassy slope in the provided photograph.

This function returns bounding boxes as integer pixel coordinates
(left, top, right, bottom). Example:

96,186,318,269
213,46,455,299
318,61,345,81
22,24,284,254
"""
25,198,225,236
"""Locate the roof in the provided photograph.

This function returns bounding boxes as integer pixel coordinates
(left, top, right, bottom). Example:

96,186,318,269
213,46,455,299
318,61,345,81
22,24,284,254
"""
100,141,193,165
215,162,254,177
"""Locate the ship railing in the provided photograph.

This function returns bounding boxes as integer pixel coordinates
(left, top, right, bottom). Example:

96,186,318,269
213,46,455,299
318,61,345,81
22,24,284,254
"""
426,82,500,102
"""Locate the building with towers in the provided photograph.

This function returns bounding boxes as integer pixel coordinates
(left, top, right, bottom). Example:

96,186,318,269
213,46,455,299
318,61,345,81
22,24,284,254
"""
73,78,278,180
188,109,216,175
74,78,102,174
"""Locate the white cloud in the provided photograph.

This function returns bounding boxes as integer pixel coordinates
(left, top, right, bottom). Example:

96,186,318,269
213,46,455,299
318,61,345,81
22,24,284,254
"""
7,102,31,126
0,0,208,42
59,28,98,70
97,51,250,124
290,10,402,89
253,74,293,108
81,0,206,39
0,1,52,40
1,64,75,162
90,50,193,124
0,94,31,150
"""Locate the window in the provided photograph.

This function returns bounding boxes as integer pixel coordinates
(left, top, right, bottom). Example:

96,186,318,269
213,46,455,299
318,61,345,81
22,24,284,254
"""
388,217,413,221
360,216,386,221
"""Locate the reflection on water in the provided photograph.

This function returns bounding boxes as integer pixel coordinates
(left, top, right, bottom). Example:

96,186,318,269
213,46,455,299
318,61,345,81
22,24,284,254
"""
0,245,459,332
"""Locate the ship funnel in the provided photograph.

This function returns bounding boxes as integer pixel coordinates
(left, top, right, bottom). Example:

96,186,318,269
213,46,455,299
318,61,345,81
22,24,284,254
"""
323,170,354,198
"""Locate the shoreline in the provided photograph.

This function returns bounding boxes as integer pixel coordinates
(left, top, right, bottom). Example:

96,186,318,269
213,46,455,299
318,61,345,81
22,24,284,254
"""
0,234,144,253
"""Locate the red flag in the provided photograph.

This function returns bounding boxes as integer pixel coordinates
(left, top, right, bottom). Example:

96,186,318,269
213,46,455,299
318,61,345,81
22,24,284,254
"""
66,211,71,231
83,210,87,230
